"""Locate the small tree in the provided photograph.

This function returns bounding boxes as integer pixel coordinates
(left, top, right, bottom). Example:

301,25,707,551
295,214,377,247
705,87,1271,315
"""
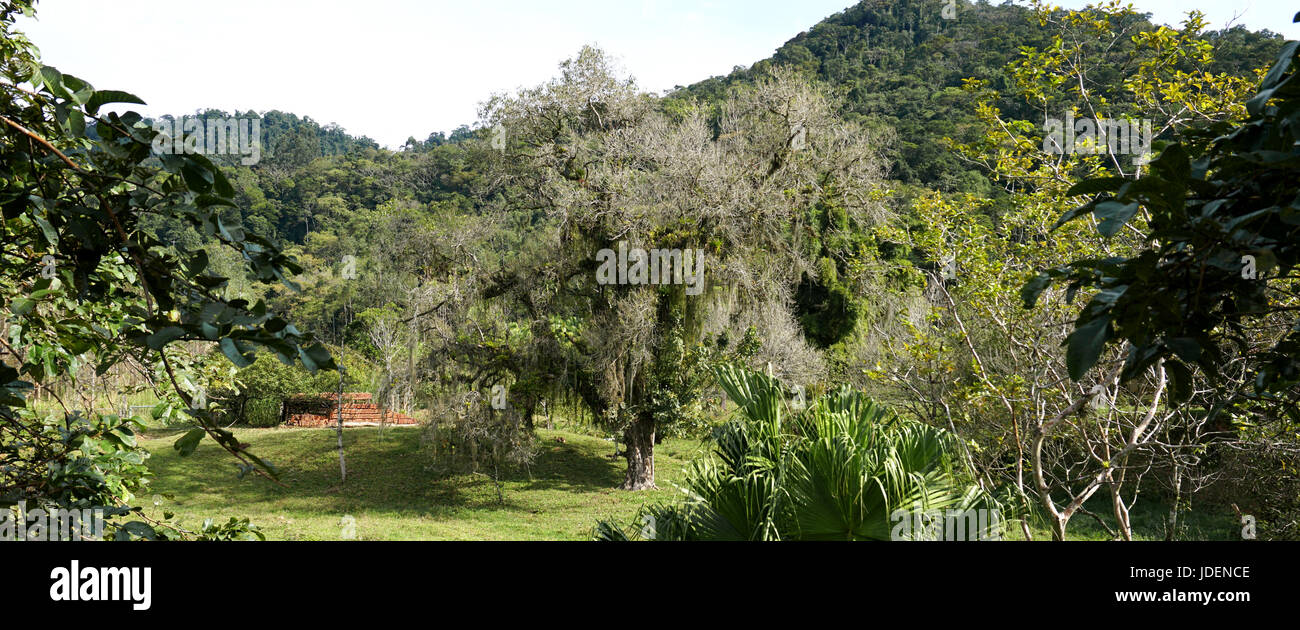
1029,31,1300,538
424,390,537,504
874,3,1264,539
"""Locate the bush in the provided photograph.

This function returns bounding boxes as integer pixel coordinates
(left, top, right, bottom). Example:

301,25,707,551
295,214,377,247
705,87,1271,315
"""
596,364,997,540
244,397,284,428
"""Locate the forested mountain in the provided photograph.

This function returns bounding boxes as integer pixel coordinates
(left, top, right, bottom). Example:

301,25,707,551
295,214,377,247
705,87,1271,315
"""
147,108,379,166
178,0,1288,259
163,0,1287,253
167,0,1286,366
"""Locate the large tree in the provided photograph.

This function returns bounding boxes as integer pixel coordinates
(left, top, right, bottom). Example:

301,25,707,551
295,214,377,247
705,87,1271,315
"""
476,47,888,489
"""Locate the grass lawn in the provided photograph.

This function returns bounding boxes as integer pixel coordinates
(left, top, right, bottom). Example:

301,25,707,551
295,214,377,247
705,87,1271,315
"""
138,425,705,540
137,422,1244,541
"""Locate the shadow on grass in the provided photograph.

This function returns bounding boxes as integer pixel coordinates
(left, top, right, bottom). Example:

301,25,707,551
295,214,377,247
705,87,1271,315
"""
143,426,636,518
508,441,628,491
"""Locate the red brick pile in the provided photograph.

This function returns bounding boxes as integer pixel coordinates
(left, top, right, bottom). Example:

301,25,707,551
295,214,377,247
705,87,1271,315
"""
281,392,419,427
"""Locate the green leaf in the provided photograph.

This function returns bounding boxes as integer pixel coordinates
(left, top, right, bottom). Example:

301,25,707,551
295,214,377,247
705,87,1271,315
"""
189,153,235,197
1065,177,1126,197
33,213,58,246
1248,42,1299,115
1066,314,1111,381
145,326,185,350
38,66,70,100
196,194,236,208
1021,273,1053,309
1052,207,1089,230
173,428,205,456
108,427,137,448
66,110,85,136
1093,201,1140,237
9,297,35,316
119,521,158,540
181,163,214,193
220,337,253,368
85,90,146,116
302,343,335,372
60,73,93,105
1258,41,1298,91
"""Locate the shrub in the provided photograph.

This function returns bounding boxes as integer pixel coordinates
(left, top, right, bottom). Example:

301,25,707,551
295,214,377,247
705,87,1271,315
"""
596,364,997,540
244,397,284,428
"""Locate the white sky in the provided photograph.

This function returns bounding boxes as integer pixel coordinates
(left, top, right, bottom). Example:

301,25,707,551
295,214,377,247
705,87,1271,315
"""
16,0,1296,149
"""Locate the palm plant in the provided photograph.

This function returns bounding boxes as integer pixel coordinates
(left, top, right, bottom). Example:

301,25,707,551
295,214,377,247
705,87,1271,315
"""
596,364,997,540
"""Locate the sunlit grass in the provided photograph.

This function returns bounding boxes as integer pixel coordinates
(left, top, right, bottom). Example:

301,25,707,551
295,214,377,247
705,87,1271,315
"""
137,424,705,540
137,420,1243,541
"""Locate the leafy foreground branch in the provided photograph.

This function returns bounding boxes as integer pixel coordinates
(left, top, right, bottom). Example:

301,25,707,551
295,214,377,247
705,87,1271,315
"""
1,0,331,540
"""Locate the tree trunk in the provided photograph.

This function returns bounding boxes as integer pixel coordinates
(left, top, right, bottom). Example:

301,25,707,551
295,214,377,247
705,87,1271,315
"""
1166,460,1183,541
1051,516,1068,542
621,415,656,490
1112,483,1133,541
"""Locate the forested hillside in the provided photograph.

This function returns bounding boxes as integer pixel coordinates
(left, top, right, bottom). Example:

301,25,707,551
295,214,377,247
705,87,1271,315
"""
677,0,1283,191
148,1,1289,253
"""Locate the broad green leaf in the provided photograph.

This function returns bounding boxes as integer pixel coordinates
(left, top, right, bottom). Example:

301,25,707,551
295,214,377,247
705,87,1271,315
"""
1093,201,1140,237
145,326,185,350
9,298,35,316
220,337,253,367
85,89,146,116
173,428,205,456
1065,177,1126,197
1021,272,1052,309
1066,314,1111,381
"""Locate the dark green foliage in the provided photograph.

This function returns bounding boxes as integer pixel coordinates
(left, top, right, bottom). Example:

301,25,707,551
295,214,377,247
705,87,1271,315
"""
225,353,324,426
258,110,379,160
794,190,864,348
219,348,373,426
795,256,859,348
0,0,325,537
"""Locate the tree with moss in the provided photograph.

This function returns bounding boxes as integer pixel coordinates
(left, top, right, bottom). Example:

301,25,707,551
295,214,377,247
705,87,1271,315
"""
475,48,890,489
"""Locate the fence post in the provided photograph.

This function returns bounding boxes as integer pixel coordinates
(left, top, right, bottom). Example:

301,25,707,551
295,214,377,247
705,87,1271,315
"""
336,368,347,482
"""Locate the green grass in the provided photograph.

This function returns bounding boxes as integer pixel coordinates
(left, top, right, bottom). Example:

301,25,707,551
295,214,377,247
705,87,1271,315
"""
138,425,705,540
137,422,1244,541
